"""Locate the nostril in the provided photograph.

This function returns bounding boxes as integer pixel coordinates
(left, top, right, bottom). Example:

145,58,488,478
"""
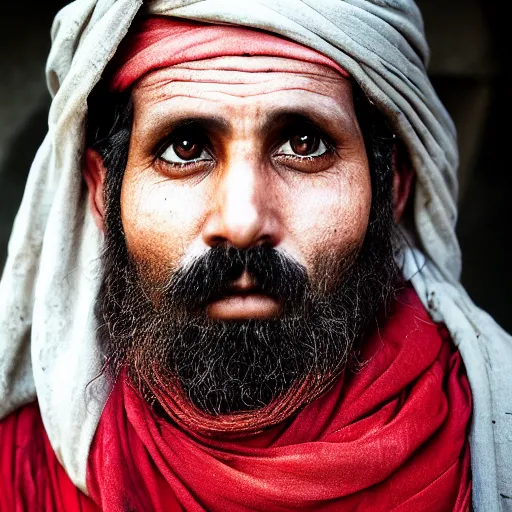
256,235,274,248
208,235,228,247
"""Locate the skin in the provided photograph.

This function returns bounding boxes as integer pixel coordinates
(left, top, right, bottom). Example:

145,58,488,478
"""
84,56,412,321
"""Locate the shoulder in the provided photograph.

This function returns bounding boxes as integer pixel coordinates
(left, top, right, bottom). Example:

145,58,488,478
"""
0,402,46,508
0,401,47,474
0,402,97,511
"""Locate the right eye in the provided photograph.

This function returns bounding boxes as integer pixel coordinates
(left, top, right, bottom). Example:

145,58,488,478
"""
160,135,212,165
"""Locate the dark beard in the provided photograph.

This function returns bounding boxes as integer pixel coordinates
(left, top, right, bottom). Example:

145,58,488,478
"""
90,86,402,424
97,202,401,420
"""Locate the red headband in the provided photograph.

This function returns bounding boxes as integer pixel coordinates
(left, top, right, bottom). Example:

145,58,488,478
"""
110,17,349,92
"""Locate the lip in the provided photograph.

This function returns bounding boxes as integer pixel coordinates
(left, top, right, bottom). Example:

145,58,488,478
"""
207,292,281,320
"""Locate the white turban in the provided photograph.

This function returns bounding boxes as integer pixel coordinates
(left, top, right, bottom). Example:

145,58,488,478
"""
0,1,510,509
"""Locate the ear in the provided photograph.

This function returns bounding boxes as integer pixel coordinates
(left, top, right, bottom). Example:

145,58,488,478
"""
83,148,107,232
392,145,414,223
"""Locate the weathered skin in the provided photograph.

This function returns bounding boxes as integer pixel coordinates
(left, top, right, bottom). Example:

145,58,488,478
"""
88,56,381,320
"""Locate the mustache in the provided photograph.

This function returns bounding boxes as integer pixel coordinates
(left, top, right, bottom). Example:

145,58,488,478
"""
157,245,309,312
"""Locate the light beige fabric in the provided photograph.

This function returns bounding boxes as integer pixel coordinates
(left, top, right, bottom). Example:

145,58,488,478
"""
0,1,510,509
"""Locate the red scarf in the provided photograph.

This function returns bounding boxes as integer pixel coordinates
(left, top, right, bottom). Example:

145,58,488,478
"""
108,17,349,92
0,288,472,511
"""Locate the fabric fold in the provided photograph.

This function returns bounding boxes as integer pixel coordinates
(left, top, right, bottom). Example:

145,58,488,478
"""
0,2,510,509
86,288,471,512
109,17,348,92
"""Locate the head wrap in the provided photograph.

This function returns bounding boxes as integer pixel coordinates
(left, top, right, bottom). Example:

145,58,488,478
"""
0,1,510,509
109,16,349,91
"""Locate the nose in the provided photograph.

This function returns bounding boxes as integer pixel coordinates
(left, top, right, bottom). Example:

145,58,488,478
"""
202,159,281,249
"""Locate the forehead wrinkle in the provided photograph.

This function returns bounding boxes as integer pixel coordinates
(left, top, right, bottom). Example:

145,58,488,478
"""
135,64,349,97
139,55,347,85
140,69,348,87
134,92,359,144
137,92,356,134
137,85,352,111
133,65,353,114
133,70,358,140
137,79,349,99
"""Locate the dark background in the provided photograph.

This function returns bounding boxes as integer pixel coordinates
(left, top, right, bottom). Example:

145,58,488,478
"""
0,1,510,331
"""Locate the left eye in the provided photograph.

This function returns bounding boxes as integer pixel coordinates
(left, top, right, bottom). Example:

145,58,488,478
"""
276,132,328,158
160,137,212,164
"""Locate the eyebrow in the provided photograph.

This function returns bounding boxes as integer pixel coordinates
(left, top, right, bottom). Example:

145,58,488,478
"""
147,105,358,147
261,111,328,135
159,112,327,134
164,116,231,135
260,108,359,139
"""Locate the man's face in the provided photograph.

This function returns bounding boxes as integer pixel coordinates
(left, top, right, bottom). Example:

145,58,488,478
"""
121,56,372,318
94,55,400,425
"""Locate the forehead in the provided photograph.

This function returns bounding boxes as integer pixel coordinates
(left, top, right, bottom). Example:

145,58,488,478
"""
131,56,357,128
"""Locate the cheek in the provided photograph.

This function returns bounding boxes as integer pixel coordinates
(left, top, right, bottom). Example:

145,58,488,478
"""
120,172,207,274
285,169,372,266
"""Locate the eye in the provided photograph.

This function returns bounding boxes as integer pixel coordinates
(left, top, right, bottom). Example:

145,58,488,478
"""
160,135,212,164
276,131,329,158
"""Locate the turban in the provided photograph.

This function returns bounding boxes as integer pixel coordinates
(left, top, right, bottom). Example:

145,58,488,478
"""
0,1,510,509
109,17,349,91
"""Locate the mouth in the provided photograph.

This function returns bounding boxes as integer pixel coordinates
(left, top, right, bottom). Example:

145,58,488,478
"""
207,292,282,320
206,272,282,320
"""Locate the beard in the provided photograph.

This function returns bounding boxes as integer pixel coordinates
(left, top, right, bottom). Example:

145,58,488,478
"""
92,88,402,432
97,214,401,429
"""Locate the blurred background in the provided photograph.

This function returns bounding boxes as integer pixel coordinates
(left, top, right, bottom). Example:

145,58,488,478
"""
0,0,510,331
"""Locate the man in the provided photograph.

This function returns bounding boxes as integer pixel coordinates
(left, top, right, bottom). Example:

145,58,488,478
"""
0,1,510,510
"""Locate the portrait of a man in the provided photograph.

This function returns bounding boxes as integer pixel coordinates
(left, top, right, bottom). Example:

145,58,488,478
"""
0,1,510,510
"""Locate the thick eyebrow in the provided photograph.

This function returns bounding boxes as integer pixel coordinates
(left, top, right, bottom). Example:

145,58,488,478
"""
262,112,326,135
260,108,360,139
165,116,231,136
146,107,358,153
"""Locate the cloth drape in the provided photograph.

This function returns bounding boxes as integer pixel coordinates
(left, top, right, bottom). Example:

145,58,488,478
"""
109,17,349,91
86,288,472,512
0,289,471,511
0,403,98,511
0,1,510,510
